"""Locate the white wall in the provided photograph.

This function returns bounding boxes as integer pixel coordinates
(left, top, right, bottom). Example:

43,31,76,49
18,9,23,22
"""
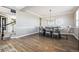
41,14,74,27
56,14,74,27
15,11,39,37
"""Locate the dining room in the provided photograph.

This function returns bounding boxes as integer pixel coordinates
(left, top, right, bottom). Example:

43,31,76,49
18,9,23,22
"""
0,6,79,52
13,6,79,52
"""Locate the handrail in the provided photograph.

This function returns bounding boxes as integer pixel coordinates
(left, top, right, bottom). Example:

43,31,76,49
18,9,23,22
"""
6,21,16,26
1,20,16,40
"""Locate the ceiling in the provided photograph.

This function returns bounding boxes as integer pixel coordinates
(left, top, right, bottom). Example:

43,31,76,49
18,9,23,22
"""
22,6,78,17
0,6,78,18
5,6,25,10
0,6,16,19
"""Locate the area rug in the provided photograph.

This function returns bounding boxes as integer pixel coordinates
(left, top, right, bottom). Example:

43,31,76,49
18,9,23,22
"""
0,43,17,52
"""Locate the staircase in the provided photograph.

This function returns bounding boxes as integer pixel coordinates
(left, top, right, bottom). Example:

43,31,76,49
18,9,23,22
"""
0,19,16,40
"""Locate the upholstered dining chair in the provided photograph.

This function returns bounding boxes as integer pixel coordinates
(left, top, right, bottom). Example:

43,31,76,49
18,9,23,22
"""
60,26,72,40
45,27,52,37
52,27,61,39
39,26,44,36
65,26,72,40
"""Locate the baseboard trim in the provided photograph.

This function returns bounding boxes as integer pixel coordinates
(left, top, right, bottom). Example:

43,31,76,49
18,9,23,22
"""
61,33,78,40
61,33,73,35
11,32,78,40
11,32,38,38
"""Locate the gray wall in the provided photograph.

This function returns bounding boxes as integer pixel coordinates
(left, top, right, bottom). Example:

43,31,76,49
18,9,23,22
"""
15,11,39,38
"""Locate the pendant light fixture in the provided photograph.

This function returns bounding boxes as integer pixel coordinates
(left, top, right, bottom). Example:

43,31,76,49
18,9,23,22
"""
49,9,52,21
47,9,52,26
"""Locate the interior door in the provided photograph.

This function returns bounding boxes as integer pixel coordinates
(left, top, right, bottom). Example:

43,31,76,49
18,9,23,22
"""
0,17,6,40
2,17,6,30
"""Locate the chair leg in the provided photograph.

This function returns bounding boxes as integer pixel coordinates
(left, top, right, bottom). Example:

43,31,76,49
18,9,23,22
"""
58,33,61,39
66,35,68,40
78,40,79,51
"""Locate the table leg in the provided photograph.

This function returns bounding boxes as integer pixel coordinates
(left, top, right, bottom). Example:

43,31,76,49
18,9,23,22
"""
66,35,68,40
50,31,52,37
78,40,79,51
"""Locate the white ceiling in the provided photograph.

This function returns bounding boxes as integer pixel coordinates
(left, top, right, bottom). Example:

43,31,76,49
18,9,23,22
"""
0,7,10,14
0,6,16,18
23,6,78,17
0,6,78,18
0,6,24,15
5,6,25,10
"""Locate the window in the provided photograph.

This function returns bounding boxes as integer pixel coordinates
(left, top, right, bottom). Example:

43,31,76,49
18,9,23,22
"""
76,9,79,28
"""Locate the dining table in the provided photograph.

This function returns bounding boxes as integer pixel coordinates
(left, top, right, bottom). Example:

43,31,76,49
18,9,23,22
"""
42,26,61,38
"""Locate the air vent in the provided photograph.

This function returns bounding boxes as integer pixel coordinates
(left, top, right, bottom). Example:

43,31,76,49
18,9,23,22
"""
11,9,16,13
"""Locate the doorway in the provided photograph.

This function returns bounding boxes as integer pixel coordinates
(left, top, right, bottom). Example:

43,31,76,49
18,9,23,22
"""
0,16,6,40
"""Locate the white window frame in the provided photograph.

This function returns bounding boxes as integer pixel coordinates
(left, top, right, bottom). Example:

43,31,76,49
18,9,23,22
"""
76,9,79,28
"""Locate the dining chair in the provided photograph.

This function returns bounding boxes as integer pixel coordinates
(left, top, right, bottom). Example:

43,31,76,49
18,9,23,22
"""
65,26,72,40
60,26,72,40
45,27,52,37
39,27,44,36
52,27,61,39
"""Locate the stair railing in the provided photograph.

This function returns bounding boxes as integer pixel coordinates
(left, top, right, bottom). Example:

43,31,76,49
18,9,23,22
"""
1,19,16,40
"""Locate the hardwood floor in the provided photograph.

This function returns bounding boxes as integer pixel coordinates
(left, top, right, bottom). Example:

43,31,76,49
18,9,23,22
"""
0,34,79,52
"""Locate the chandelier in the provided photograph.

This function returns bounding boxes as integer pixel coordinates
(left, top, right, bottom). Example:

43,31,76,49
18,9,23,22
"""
49,9,52,20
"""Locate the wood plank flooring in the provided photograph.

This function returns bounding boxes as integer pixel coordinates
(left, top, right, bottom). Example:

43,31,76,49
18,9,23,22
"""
0,34,79,52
